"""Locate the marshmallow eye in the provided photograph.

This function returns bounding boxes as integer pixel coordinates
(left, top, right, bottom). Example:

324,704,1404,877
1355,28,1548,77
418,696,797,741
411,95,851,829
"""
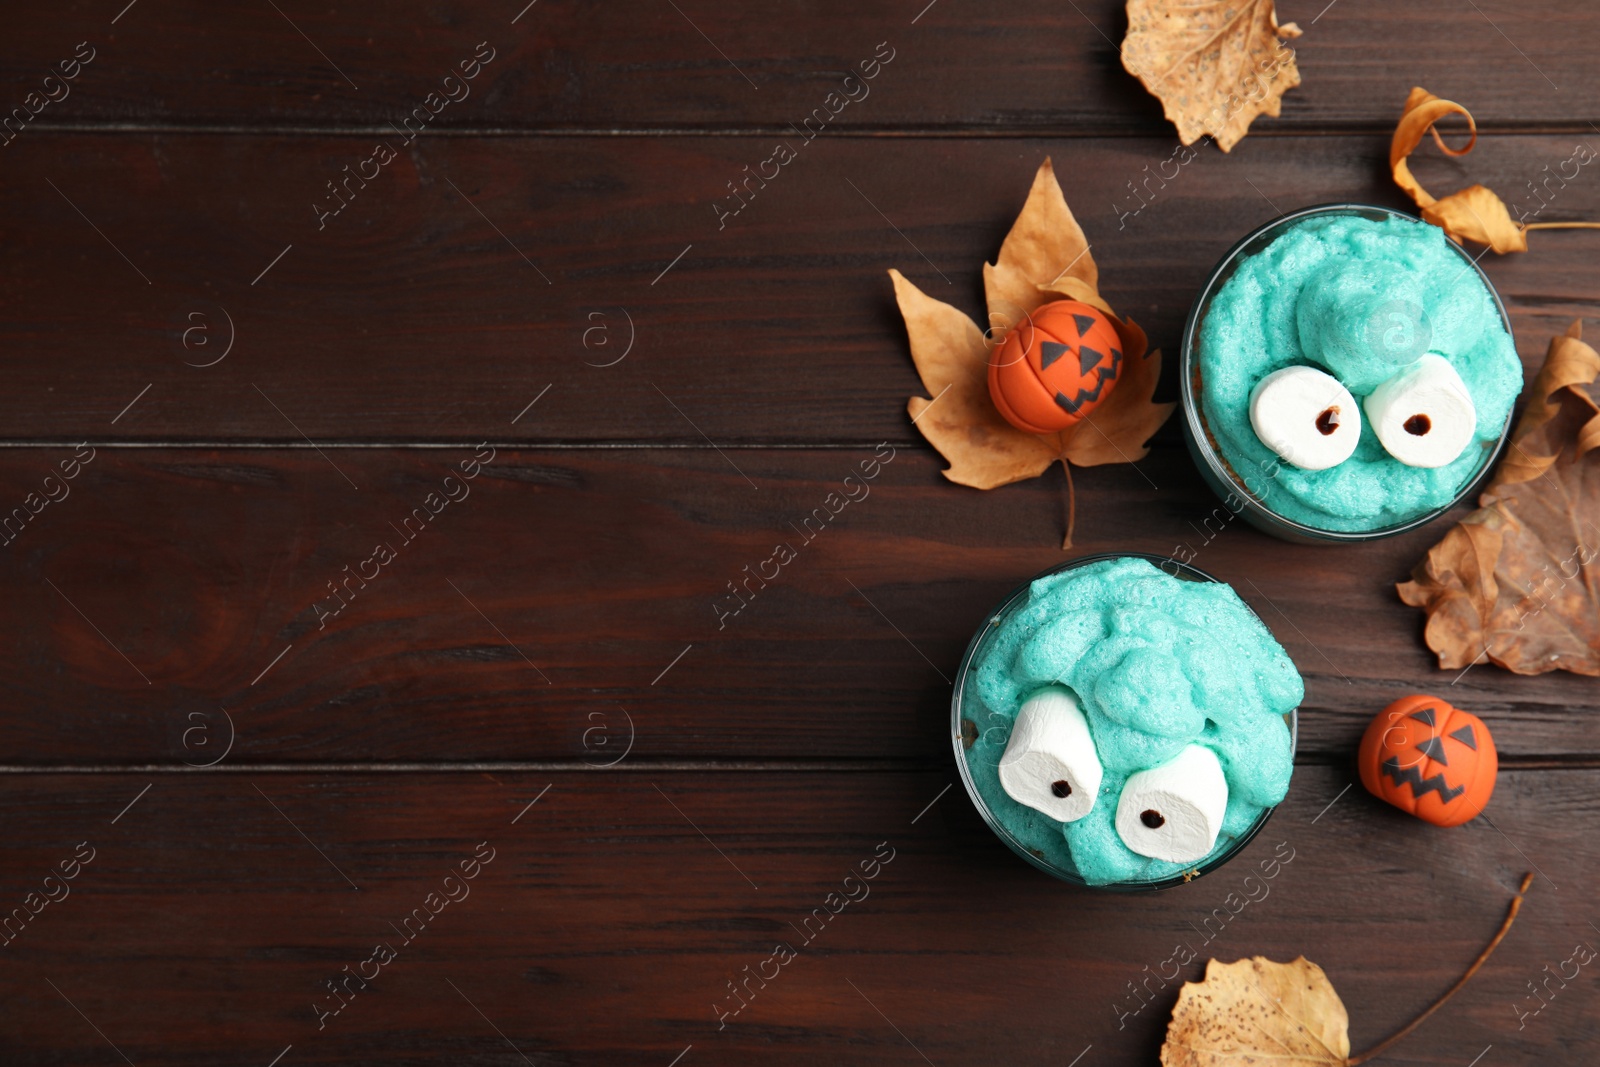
1248,366,1361,471
997,687,1104,823
1362,354,1477,469
1114,745,1229,864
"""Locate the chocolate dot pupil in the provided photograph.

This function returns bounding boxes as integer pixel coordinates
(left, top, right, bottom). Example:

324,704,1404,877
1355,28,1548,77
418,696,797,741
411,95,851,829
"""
1050,780,1072,798
1404,413,1431,436
1315,407,1340,436
1140,809,1165,829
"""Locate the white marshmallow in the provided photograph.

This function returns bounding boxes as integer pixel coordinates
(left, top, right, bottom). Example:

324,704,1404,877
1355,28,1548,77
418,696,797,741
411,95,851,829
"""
1362,353,1477,469
1114,744,1229,864
1248,366,1361,471
998,687,1102,823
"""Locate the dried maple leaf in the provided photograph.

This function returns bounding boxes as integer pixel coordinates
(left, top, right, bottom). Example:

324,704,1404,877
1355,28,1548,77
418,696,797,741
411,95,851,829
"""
982,159,1098,332
1038,277,1168,469
895,271,1063,490
1399,321,1600,675
894,159,1174,523
1121,0,1303,153
1392,88,1600,253
1162,876,1533,1067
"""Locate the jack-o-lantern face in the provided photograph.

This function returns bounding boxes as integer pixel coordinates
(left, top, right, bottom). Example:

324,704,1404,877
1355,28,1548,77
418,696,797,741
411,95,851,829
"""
1358,694,1497,827
987,300,1123,434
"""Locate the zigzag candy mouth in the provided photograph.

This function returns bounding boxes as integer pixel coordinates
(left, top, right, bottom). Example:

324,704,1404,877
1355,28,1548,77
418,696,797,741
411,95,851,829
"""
1379,755,1465,804
1050,343,1123,415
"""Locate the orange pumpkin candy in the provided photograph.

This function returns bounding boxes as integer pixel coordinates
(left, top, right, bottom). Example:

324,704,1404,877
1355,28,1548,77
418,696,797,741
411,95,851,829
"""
1358,694,1497,827
987,300,1123,434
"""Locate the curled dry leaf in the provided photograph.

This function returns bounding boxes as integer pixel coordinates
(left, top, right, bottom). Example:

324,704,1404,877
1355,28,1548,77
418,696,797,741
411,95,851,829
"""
1399,321,1600,676
1392,88,1600,253
894,159,1174,500
1162,875,1534,1067
1122,0,1302,153
1391,88,1525,253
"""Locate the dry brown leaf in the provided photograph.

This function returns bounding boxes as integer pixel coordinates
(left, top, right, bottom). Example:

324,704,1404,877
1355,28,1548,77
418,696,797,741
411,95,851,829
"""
893,159,1174,511
982,158,1097,332
1163,876,1534,1067
1496,321,1600,484
1392,87,1600,253
1390,87,1476,208
1041,276,1173,468
1422,185,1529,254
893,270,1062,490
1122,0,1302,153
1391,88,1526,252
1399,321,1600,675
1162,956,1350,1067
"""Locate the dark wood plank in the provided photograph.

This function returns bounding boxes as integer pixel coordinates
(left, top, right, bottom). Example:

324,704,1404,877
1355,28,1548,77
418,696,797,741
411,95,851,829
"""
0,446,1593,764
0,766,1586,1065
6,6,1594,1066
3,131,1597,443
4,1,1594,133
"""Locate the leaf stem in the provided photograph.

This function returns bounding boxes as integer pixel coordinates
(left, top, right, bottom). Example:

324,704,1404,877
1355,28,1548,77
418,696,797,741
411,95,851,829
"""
1523,222,1600,232
1059,459,1076,551
1346,873,1534,1066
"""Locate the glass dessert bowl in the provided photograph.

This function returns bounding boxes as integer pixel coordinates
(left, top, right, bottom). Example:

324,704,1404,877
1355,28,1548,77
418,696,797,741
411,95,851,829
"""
1180,204,1520,544
951,554,1300,891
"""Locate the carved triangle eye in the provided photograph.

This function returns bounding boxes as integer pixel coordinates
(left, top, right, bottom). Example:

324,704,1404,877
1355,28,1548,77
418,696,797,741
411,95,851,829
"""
1449,725,1477,750
1408,707,1436,727
1416,735,1448,766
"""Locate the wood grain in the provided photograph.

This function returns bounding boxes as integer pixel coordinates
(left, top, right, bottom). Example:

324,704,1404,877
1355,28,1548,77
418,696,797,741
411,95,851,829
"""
0,766,1585,1066
6,5,1600,1063
3,0,1593,133
2,131,1598,443
0,446,1592,764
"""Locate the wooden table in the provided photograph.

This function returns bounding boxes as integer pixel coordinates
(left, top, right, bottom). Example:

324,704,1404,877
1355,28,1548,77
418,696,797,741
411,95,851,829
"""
3,3,1597,1064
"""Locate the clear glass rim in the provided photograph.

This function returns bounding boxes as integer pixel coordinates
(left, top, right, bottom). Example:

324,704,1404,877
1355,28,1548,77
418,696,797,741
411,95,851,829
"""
949,552,1298,892
1178,202,1515,543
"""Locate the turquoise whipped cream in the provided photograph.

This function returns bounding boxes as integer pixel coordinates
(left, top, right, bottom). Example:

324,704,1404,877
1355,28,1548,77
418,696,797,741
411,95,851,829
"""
962,558,1301,886
1199,213,1522,531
